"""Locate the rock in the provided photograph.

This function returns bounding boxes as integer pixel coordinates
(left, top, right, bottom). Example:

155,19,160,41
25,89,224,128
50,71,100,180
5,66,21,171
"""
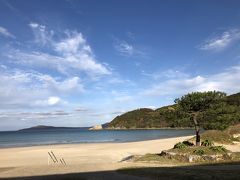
233,134,240,138
188,155,201,162
160,151,177,157
119,155,135,162
89,124,103,130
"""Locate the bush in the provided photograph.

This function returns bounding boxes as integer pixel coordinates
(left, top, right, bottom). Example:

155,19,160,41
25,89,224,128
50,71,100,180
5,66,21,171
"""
194,149,205,155
173,142,187,149
209,146,227,153
182,141,194,146
201,139,214,147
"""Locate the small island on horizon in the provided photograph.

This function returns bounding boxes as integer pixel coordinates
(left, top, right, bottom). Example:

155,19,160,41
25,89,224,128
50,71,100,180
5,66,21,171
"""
19,125,90,131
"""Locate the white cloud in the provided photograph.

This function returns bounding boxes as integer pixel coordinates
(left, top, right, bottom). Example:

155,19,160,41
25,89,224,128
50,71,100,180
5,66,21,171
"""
37,75,84,93
0,111,70,121
54,32,110,76
141,69,189,80
142,65,240,97
8,24,111,77
48,96,61,105
29,22,39,28
29,22,53,45
55,31,88,54
114,38,147,58
0,66,82,109
115,41,134,55
0,26,15,38
200,29,240,51
34,96,64,106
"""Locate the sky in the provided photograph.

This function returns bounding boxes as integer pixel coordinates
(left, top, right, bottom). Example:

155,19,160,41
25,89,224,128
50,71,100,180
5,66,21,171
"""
0,0,240,130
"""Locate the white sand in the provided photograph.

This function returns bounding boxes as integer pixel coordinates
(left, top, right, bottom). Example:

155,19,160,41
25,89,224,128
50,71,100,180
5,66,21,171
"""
0,135,194,178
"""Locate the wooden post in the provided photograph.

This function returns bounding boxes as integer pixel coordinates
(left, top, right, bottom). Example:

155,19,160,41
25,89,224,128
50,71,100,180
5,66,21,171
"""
48,152,56,163
51,151,58,163
62,158,67,166
60,158,63,165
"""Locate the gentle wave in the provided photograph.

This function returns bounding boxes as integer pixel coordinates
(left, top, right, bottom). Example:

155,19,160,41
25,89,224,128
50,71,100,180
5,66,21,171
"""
0,129,194,148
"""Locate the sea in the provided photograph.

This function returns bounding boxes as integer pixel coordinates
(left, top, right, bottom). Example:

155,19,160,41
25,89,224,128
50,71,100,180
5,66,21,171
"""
0,128,195,148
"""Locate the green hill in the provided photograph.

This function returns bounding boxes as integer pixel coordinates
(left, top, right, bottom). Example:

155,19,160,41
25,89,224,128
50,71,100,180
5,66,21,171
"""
108,92,240,130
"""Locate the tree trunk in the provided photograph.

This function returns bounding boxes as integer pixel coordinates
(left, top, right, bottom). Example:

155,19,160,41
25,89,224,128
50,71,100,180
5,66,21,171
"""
192,113,200,146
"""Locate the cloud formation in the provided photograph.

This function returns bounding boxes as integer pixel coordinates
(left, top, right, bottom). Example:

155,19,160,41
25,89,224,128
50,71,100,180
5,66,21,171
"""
0,110,70,121
8,23,111,76
114,38,145,57
0,26,15,38
142,65,240,97
200,29,240,51
114,40,134,56
29,22,53,45
0,66,83,109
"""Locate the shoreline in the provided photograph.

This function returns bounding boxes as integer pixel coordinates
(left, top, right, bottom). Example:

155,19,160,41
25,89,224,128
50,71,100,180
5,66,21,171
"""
0,127,196,133
104,127,195,130
0,135,194,178
0,133,195,149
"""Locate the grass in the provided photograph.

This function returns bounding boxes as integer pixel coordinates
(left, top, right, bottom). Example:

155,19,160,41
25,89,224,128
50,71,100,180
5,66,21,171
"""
226,124,240,135
134,145,240,164
190,130,235,144
225,124,240,141
135,153,185,164
169,146,229,155
189,124,240,145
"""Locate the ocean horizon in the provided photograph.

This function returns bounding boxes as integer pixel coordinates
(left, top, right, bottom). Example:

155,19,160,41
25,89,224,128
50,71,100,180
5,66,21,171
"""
0,128,195,148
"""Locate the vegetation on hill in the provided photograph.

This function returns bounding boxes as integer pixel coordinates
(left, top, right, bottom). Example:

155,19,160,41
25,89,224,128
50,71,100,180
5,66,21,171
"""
108,92,240,130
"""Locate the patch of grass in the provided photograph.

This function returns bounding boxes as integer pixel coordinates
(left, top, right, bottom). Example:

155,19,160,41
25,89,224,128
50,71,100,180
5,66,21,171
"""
174,142,187,149
194,149,205,155
226,124,240,135
135,153,183,164
169,146,230,155
209,146,227,153
201,139,214,147
191,130,234,144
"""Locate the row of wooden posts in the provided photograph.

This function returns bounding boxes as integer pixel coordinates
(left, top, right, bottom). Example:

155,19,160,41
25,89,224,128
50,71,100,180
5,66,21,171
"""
48,151,67,166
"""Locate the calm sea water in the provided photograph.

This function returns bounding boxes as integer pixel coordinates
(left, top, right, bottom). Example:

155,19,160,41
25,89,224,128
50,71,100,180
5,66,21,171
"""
0,128,194,148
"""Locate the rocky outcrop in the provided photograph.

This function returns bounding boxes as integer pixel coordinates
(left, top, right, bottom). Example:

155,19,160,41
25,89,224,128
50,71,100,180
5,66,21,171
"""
160,150,233,163
89,124,103,130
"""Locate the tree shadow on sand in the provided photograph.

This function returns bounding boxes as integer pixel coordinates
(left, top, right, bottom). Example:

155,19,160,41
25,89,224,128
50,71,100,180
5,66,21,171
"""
0,161,240,180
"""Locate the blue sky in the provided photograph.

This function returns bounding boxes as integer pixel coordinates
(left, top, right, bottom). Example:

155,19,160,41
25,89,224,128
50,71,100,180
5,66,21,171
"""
0,0,240,130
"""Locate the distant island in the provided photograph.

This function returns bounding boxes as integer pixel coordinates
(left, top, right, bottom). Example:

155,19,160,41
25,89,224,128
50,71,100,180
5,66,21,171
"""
19,125,89,131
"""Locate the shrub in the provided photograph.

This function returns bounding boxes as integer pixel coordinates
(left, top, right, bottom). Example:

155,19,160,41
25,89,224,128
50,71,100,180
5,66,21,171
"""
209,146,227,153
182,141,194,146
173,142,187,149
194,149,205,155
201,139,214,147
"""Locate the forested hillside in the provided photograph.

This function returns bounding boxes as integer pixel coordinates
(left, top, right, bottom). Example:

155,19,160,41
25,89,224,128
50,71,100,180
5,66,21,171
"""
108,92,240,130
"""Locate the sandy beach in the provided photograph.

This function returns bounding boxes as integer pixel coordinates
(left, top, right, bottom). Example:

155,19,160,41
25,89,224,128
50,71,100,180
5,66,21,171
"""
0,135,195,179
